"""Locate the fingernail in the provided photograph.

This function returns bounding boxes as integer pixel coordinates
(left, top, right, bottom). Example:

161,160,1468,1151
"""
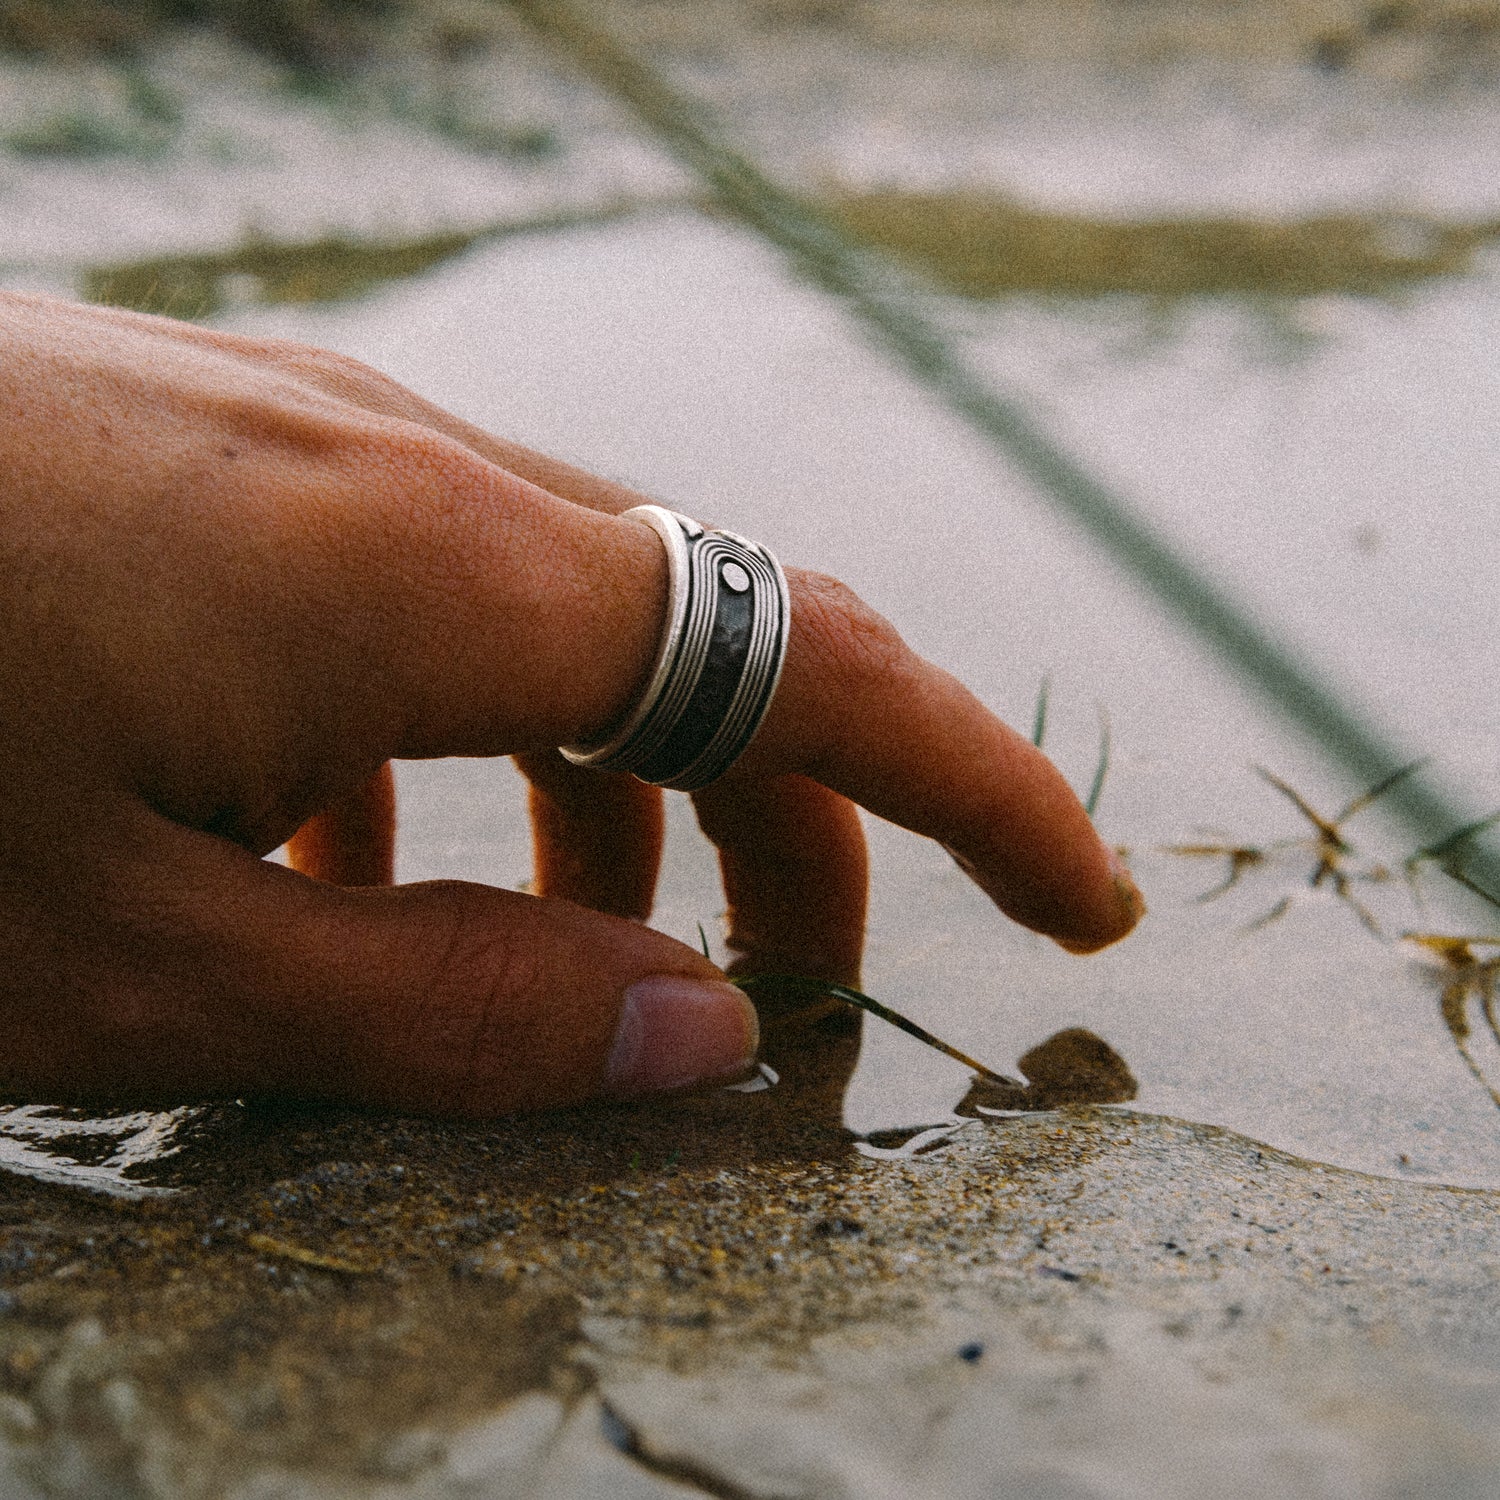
1107,846,1147,927
1056,847,1147,954
606,976,760,1095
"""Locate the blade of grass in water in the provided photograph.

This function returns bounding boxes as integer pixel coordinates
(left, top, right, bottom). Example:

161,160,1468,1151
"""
1028,678,1108,815
1445,868,1500,913
1085,712,1111,818
1031,675,1051,749
732,973,1020,1087
507,0,1500,904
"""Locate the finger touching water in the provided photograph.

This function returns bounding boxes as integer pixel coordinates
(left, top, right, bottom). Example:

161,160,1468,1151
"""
0,799,757,1112
734,569,1145,954
0,292,1140,1118
514,750,665,922
692,773,868,986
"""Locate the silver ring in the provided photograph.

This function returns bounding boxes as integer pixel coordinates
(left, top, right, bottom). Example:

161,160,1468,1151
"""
560,504,791,792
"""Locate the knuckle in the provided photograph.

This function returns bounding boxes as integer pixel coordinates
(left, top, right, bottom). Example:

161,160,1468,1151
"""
193,368,370,470
244,337,404,409
251,342,469,451
789,568,911,693
203,335,432,454
379,419,486,489
414,887,542,1098
350,427,502,584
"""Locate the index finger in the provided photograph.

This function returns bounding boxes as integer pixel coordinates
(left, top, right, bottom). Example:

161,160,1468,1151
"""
358,434,1141,951
733,569,1144,954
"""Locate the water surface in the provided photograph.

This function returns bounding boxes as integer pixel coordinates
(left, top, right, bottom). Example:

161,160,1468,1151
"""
4,40,1500,1190
195,203,1499,1185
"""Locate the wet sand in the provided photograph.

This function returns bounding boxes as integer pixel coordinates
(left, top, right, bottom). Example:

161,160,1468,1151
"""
1,1004,1497,1495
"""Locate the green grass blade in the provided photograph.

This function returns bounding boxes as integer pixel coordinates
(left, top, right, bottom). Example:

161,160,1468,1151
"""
1085,711,1111,818
1407,810,1500,870
1031,675,1051,749
1443,867,1500,911
1256,764,1339,839
1336,757,1427,824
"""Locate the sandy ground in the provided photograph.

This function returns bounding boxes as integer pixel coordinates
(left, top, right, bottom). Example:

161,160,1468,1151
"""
0,1018,1497,1496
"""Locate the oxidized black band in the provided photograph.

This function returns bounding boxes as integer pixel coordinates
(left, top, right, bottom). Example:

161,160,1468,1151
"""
560,505,791,791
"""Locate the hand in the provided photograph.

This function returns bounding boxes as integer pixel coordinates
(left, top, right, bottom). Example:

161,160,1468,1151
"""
0,291,1143,1115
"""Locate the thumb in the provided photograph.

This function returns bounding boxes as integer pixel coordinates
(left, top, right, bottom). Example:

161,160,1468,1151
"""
12,804,758,1115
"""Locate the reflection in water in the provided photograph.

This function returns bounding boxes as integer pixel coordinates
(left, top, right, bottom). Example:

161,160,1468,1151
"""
849,1024,1139,1160
855,1119,976,1162
956,1029,1139,1116
0,1000,1150,1197
77,192,1500,326
833,191,1500,301
0,978,1143,1199
0,985,866,1200
723,1061,781,1094
80,202,654,320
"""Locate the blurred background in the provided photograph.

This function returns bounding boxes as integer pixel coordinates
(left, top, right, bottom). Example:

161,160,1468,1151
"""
4,0,1500,1187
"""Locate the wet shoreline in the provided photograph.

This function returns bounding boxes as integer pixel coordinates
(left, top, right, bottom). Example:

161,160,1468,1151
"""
1,1085,1497,1495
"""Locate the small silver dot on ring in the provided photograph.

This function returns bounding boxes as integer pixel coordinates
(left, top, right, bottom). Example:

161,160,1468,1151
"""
720,561,751,593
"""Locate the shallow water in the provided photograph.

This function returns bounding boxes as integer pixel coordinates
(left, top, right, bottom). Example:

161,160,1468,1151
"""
216,205,1496,1187
4,36,1500,1191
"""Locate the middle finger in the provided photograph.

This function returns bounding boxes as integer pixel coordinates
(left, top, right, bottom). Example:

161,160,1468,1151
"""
691,772,867,987
514,750,664,922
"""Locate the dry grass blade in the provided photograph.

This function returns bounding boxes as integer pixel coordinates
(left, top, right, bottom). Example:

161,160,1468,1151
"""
1404,932,1499,966
1162,843,1267,902
1482,970,1500,1056
1405,934,1500,1111
1242,764,1421,935
1439,977,1500,1107
1170,767,1407,932
733,974,1020,1087
1255,766,1344,845
1242,893,1293,934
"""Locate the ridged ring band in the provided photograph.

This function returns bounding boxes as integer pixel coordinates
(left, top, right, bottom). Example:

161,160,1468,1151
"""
560,505,791,792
